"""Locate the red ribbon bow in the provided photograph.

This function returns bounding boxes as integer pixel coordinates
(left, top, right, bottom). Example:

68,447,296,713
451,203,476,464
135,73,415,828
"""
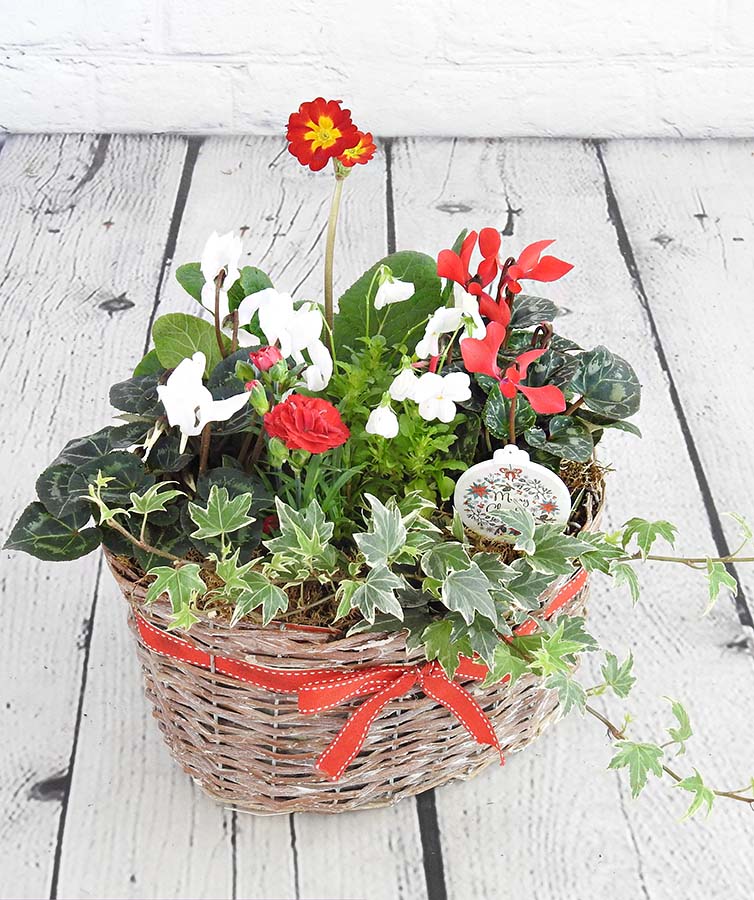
135,567,588,780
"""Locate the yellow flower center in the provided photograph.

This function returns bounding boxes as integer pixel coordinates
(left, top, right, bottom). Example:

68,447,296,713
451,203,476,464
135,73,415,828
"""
304,116,342,151
341,140,364,160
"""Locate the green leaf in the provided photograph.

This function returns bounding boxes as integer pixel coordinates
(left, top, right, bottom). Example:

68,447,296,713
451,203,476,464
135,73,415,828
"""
509,294,561,328
704,560,737,615
608,741,665,799
526,526,594,577
575,409,642,438
471,552,514,587
334,251,443,355
109,375,163,416
506,561,554,609
231,571,289,626
175,262,204,301
188,485,255,541
523,620,589,676
492,506,537,555
549,615,599,653
601,651,636,699
726,511,753,544
213,548,255,593
421,542,471,580
354,493,407,567
69,451,154,509
525,348,579,389
525,416,594,463
577,532,626,575
228,266,274,310
152,312,224,376
53,427,116,469
129,482,184,516
611,561,641,604
133,348,165,377
482,642,529,687
571,346,641,419
621,518,677,559
265,498,335,569
35,462,90,518
441,562,496,625
666,698,693,755
349,565,405,624
675,769,715,820
145,563,206,625
334,579,360,621
422,619,472,678
133,521,192,572
464,616,502,668
4,501,100,561
483,388,536,441
545,671,587,715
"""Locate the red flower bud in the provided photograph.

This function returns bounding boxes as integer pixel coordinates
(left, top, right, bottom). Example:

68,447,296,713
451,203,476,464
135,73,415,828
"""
249,345,283,372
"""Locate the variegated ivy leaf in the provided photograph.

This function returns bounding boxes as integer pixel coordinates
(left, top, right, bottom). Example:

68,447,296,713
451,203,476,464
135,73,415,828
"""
703,559,737,615
570,345,641,419
665,698,693,755
518,618,591,676
188,485,255,541
441,562,496,625
470,552,515,588
211,548,255,594
422,618,473,678
230,571,289,626
129,481,184,516
265,497,335,562
145,564,205,628
482,642,529,688
675,769,715,820
621,517,677,560
397,491,438,528
726,510,753,543
525,415,594,463
421,542,471,581
545,671,587,715
491,506,536,555
600,651,636,699
347,565,405,624
507,560,555,610
610,561,641,604
608,740,665,799
526,525,595,577
577,532,626,574
354,493,407,567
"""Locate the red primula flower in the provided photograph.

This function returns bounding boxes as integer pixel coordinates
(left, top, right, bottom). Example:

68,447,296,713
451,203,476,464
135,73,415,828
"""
286,98,360,172
264,394,350,454
338,131,377,168
460,322,566,415
504,240,573,295
437,228,510,326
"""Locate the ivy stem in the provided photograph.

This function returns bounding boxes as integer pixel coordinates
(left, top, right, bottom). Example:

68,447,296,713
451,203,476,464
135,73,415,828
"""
508,391,518,443
324,174,346,331
213,273,228,359
104,518,184,563
627,550,754,567
585,704,754,807
198,423,212,475
564,396,585,416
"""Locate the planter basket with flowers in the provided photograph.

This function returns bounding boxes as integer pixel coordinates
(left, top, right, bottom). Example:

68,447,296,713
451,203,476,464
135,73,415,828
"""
7,99,754,817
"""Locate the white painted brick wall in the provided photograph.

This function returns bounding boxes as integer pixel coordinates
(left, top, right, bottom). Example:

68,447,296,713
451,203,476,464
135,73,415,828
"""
1,0,754,136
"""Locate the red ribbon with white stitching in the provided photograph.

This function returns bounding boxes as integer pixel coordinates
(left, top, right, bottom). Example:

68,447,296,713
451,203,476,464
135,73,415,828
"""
135,567,588,780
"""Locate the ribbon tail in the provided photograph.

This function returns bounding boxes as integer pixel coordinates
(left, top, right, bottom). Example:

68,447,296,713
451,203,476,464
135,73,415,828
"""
423,671,504,766
316,672,417,781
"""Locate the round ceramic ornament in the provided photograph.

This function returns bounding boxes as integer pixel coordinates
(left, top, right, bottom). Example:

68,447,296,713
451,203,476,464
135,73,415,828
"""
453,445,571,540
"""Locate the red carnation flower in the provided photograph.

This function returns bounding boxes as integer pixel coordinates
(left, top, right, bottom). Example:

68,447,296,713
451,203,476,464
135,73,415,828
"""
249,345,283,372
337,131,377,168
264,394,350,454
286,98,360,172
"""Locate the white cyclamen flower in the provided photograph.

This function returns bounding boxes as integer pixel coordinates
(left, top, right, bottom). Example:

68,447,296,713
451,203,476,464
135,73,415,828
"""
156,351,250,450
413,371,471,423
374,275,415,311
389,366,419,402
200,230,243,321
366,403,400,438
415,307,464,359
454,288,486,340
302,338,334,392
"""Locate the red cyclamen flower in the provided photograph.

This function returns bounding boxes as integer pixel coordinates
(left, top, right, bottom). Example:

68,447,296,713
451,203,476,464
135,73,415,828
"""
249,345,283,371
504,240,573,294
264,394,350,454
460,322,566,415
437,228,510,327
338,131,377,168
286,98,360,172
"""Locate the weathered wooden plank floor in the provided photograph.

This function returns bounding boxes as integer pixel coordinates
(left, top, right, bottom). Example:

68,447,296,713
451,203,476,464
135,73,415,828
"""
1,135,753,900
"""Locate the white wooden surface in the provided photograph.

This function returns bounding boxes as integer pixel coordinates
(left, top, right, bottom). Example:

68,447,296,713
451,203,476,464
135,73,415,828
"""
1,136,753,900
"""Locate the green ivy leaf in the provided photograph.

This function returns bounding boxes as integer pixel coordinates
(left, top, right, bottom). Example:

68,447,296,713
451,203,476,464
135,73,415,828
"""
4,501,100,561
726,511,753,544
145,564,206,626
421,542,471,580
526,526,594,577
265,497,336,569
666,698,693,755
621,517,677,560
525,415,594,463
69,452,154,510
462,616,501,668
578,532,626,575
231,571,289,626
354,494,407,567
188,485,255,541
545,671,587,715
349,565,405,624
571,346,641,419
482,642,529,687
608,741,665,798
422,619,473,678
492,506,537,555
675,769,715,820
704,560,737,615
129,482,184,516
601,651,636,699
611,561,641,604
441,562,496,625
152,312,224,376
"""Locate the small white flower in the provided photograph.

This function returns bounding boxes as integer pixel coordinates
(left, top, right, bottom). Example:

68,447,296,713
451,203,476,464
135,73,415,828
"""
303,338,334,392
413,371,471,423
156,351,250,450
415,307,464,359
389,367,419,402
200,231,243,321
454,287,485,340
366,404,400,438
374,276,414,311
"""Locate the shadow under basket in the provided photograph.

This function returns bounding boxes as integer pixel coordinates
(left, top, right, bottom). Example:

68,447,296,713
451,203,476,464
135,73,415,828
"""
106,543,594,816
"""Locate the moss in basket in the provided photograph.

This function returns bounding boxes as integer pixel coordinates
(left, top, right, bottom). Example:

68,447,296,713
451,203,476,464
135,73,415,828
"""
6,96,754,819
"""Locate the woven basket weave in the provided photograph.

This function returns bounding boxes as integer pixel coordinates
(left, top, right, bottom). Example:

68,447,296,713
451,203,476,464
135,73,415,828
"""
107,502,600,814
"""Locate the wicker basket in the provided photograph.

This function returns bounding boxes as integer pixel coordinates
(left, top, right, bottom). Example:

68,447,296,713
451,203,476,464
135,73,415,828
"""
106,512,598,814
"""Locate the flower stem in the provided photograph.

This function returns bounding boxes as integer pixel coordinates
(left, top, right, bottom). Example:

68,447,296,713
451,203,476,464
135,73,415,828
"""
564,396,585,416
199,423,212,475
324,175,346,331
214,274,228,359
230,310,239,354
508,392,518,443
